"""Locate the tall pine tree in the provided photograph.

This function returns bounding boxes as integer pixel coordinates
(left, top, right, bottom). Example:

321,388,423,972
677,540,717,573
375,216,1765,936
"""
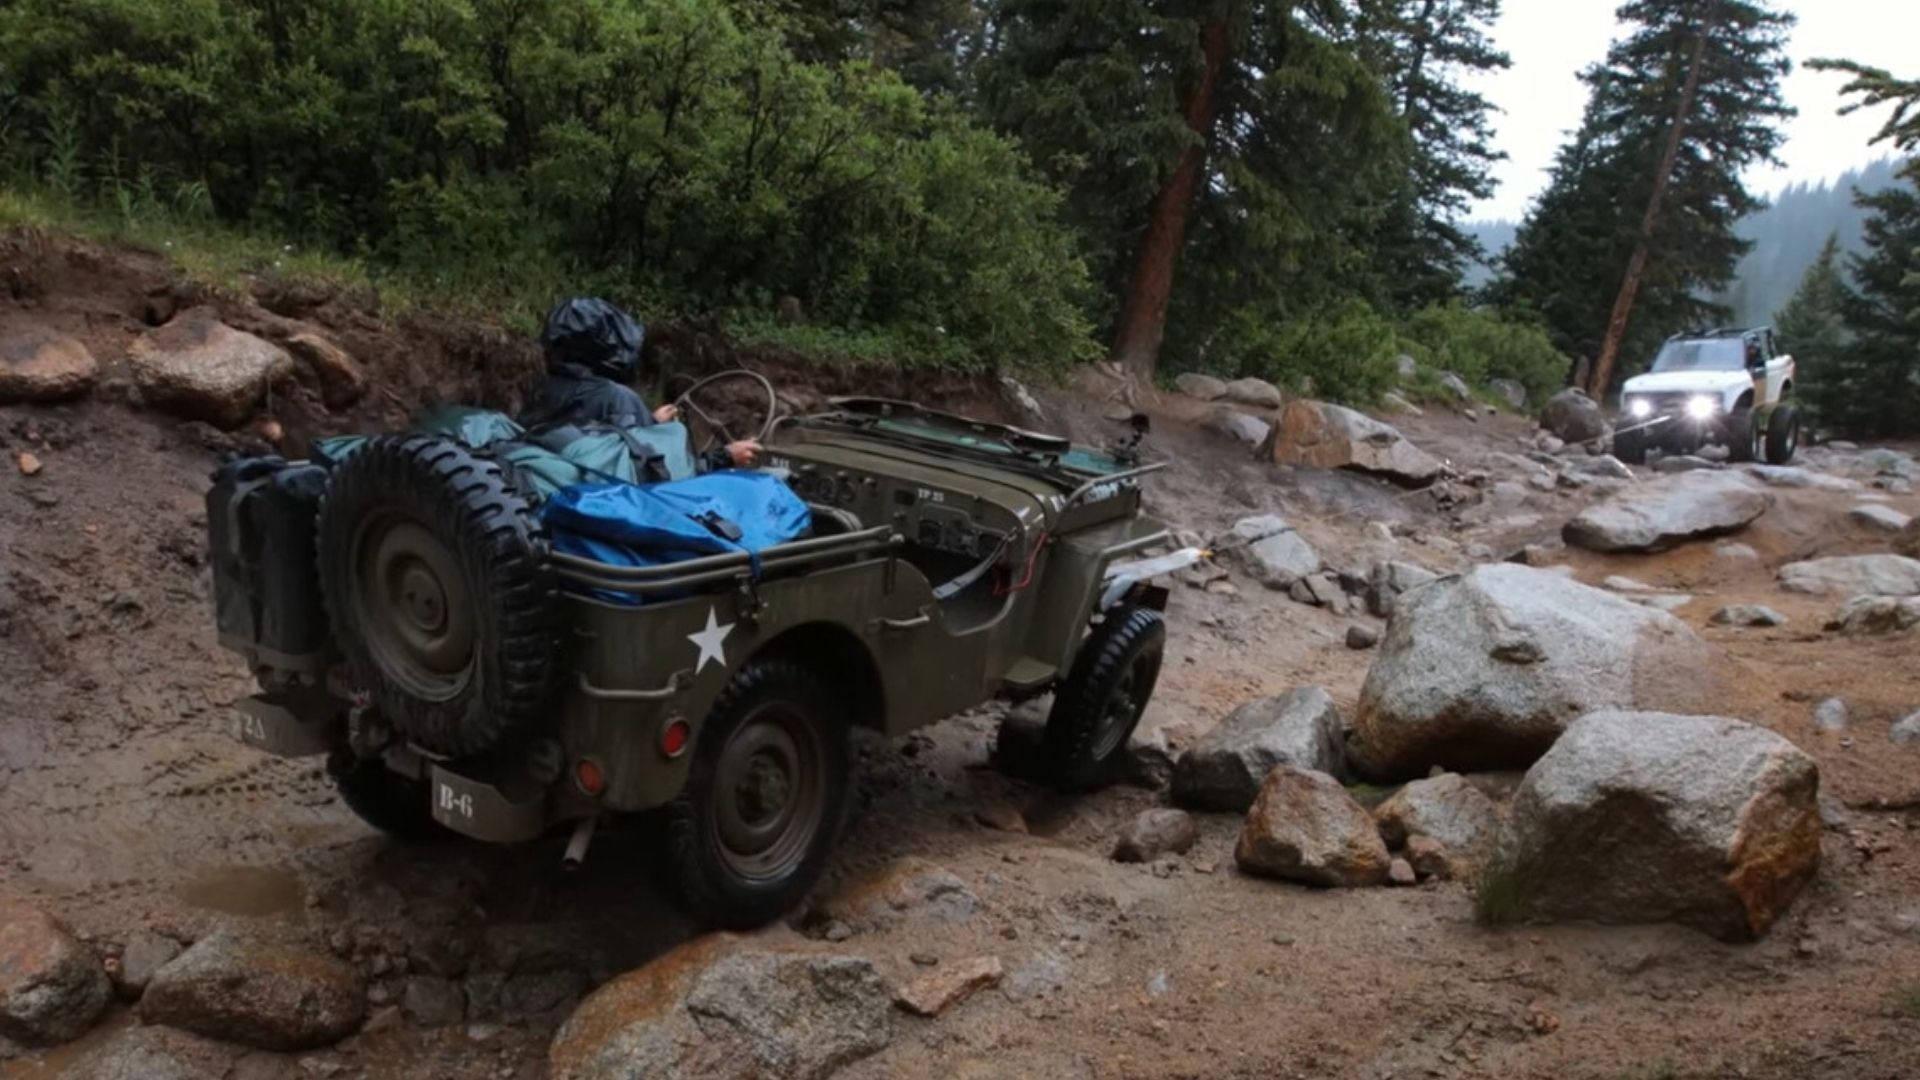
1773,235,1852,429
1352,0,1510,309
1490,0,1792,395
1807,59,1920,436
977,1,1403,379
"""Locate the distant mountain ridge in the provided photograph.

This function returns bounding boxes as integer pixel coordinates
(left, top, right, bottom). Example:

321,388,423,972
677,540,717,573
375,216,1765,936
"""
1460,158,1902,321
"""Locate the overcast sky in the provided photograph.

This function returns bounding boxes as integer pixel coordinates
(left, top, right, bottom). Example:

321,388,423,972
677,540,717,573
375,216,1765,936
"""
1464,0,1918,222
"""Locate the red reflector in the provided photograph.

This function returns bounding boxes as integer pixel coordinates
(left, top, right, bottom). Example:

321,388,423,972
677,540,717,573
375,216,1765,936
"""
661,719,691,758
574,758,606,797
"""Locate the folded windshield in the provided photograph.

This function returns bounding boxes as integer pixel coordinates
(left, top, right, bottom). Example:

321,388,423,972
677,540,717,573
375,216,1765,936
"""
1651,338,1748,373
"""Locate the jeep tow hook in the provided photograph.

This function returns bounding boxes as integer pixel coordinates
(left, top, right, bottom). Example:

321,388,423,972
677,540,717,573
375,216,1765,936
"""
562,816,598,872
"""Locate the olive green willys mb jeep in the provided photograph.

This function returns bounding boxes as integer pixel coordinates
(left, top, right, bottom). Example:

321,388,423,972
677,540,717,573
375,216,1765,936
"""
208,397,1194,927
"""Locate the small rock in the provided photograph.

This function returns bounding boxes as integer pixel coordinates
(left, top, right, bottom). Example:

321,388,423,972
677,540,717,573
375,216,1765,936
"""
141,929,366,1051
1848,504,1912,533
1381,391,1424,416
1366,560,1440,618
1711,605,1785,628
1387,858,1417,886
1223,377,1284,409
1813,698,1850,732
115,933,184,1000
1889,712,1920,745
1404,835,1454,881
973,802,1027,834
1714,542,1760,562
16,451,41,476
1202,405,1272,447
1540,388,1608,445
894,956,1002,1018
1372,772,1501,866
0,330,99,403
1602,575,1653,592
1827,595,1920,635
0,901,112,1044
1345,624,1380,650
1438,372,1472,401
285,332,367,408
1651,455,1717,474
1628,593,1693,613
909,953,938,968
822,922,853,943
1173,687,1348,810
1112,808,1199,863
402,975,465,1027
1000,953,1068,1002
1175,372,1229,400
1234,766,1390,887
1779,554,1920,597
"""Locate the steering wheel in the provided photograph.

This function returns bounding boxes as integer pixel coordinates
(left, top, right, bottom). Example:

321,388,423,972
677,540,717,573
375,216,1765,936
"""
670,370,781,454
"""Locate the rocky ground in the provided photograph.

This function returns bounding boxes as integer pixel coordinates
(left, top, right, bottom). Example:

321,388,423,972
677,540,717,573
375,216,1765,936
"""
5,231,1920,1079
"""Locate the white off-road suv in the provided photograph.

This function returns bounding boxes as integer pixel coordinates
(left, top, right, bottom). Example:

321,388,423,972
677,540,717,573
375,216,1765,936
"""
1613,327,1799,465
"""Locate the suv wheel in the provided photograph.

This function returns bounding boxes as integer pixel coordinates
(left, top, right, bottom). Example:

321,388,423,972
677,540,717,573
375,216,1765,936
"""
327,749,450,842
1040,606,1166,791
1725,406,1760,463
1613,424,1647,465
1764,404,1800,464
665,660,853,929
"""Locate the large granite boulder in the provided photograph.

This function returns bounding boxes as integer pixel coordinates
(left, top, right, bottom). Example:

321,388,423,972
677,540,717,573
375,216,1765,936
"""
1348,564,1717,779
140,929,365,1051
0,330,98,403
127,308,296,427
1172,688,1347,811
549,937,891,1080
1563,471,1771,553
1484,711,1820,941
1264,400,1444,487
0,901,111,1043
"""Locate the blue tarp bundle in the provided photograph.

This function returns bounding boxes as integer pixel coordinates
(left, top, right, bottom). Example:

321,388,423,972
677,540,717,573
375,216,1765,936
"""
541,472,812,598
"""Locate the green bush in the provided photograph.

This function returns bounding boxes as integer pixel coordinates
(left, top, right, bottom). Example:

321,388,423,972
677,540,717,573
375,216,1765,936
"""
1208,299,1407,406
0,0,1094,372
1403,303,1570,404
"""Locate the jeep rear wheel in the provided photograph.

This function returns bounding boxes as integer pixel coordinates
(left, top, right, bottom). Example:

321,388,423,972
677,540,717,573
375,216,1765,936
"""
327,749,450,843
316,437,558,758
1040,606,1166,791
665,660,852,929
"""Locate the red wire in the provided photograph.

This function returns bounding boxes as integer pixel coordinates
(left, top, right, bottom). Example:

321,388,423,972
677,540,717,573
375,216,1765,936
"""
994,530,1050,596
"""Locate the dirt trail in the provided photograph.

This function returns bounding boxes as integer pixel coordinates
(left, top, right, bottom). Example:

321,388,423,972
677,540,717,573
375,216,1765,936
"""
5,237,1920,1079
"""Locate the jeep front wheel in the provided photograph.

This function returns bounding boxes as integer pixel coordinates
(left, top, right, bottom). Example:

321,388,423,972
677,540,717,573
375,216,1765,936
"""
664,660,853,929
1040,606,1166,791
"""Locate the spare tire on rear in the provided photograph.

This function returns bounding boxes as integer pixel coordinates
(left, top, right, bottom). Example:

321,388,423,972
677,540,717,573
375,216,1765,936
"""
317,436,558,757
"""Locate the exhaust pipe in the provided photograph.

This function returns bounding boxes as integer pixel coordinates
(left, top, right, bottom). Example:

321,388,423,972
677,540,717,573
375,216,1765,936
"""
562,816,598,872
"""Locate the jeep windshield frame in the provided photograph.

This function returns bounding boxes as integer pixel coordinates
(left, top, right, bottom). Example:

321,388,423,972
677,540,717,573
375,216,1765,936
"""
1650,338,1748,374
795,397,1132,486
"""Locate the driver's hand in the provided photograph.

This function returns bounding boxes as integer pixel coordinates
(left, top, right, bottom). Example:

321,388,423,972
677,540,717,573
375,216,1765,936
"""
726,440,762,468
652,403,680,423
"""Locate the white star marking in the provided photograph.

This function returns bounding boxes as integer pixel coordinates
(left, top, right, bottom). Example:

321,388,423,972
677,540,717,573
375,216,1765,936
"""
687,607,734,674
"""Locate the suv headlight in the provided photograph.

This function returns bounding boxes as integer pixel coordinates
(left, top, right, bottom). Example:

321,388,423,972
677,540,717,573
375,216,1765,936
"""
1627,398,1652,418
1686,395,1716,419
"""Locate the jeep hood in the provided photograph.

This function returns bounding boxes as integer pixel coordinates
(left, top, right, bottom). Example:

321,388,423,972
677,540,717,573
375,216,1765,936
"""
1620,370,1754,396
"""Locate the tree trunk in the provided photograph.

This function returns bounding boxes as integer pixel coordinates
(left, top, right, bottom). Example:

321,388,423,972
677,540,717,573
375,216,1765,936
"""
1587,20,1712,399
1109,18,1231,380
